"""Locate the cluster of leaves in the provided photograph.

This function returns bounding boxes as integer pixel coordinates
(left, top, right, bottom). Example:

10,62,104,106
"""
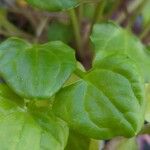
0,0,150,149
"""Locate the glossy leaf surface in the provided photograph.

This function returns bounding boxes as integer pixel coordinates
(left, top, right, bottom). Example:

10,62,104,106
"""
53,55,145,139
26,0,99,12
0,37,76,99
91,22,150,82
0,84,69,150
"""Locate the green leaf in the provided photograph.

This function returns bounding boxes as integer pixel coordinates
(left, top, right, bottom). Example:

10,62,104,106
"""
91,22,150,82
0,83,24,106
89,139,100,150
53,54,145,139
0,37,76,99
115,138,138,150
64,62,85,87
26,0,99,12
144,83,150,122
0,84,69,150
65,130,100,150
65,130,90,150
48,21,73,44
141,0,150,26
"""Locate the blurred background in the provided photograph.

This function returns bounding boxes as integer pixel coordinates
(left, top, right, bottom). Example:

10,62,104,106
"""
0,0,150,149
0,0,150,68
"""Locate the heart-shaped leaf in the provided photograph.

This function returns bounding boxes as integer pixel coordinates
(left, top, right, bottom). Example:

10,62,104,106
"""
0,84,69,150
26,0,99,12
53,54,145,139
90,22,150,82
0,37,76,99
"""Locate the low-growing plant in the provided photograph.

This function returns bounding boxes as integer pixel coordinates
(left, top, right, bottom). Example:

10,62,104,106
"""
0,0,150,149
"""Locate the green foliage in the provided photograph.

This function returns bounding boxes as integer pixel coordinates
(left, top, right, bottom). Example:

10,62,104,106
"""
142,0,150,26
65,130,90,150
83,3,95,20
48,21,73,43
26,0,99,12
105,137,138,150
0,0,149,149
0,84,69,150
91,22,150,82
0,37,76,99
65,130,100,150
145,84,150,122
116,138,138,150
53,54,145,139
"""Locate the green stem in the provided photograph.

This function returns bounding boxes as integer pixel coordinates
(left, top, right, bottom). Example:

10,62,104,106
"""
90,0,106,34
69,9,82,56
106,0,121,19
0,12,33,40
93,0,106,23
140,21,150,39
78,4,83,26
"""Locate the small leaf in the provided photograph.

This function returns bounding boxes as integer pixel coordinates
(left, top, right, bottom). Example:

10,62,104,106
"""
26,0,99,12
0,37,76,99
91,22,150,82
53,54,145,139
0,84,69,150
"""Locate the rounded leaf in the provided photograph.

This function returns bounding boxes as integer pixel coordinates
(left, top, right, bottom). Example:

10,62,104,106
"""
90,22,150,82
0,84,69,150
0,37,76,99
53,55,145,139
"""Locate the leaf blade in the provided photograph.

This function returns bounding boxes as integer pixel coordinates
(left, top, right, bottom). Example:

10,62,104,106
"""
53,54,145,139
90,22,150,82
0,37,76,99
0,84,69,150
